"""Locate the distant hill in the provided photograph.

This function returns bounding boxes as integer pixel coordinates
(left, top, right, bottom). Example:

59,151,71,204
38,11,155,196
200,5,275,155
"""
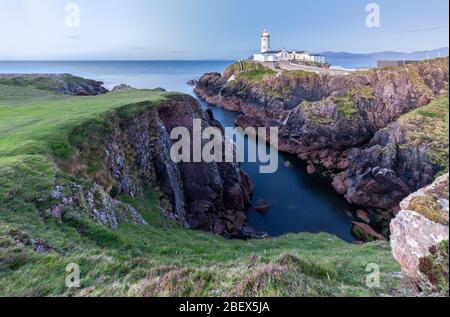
320,47,449,68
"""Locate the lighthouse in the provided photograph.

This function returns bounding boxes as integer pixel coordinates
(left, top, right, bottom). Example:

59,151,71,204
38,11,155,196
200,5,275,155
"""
261,30,270,53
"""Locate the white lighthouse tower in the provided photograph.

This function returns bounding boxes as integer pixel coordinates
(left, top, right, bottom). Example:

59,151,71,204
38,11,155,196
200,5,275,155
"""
261,30,271,53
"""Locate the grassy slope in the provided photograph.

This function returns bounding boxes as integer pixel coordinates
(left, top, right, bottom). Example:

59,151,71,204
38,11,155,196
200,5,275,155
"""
0,81,404,297
225,61,277,81
399,95,449,174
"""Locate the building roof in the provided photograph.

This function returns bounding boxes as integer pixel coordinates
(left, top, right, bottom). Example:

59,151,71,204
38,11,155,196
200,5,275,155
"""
260,50,283,55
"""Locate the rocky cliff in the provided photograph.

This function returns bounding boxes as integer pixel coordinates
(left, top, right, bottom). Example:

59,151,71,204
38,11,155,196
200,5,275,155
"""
194,58,449,237
390,174,449,295
60,94,254,238
0,73,108,95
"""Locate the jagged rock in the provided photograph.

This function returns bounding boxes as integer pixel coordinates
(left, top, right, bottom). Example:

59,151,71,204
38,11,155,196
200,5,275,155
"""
0,73,108,95
195,58,449,232
187,79,197,86
284,160,293,168
239,226,268,240
356,210,371,224
33,240,55,254
112,83,134,91
254,199,270,213
306,164,316,175
71,94,253,238
351,221,386,242
390,174,449,293
45,183,147,229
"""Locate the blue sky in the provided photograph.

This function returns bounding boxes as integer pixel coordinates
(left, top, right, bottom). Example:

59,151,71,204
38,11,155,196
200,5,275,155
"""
0,0,448,60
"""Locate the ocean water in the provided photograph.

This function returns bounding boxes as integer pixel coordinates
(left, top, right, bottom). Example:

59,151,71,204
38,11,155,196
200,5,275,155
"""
0,61,355,242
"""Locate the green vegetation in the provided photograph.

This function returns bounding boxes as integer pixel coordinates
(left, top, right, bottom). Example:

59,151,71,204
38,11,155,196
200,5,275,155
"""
349,86,376,99
404,58,449,100
225,61,276,82
399,96,449,174
0,78,405,297
282,69,316,79
0,74,91,93
333,95,359,119
262,85,293,100
419,240,449,296
301,101,335,126
331,86,376,120
408,195,449,225
0,85,168,158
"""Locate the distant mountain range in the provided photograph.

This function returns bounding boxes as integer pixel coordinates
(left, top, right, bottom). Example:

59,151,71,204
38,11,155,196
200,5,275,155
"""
319,47,449,68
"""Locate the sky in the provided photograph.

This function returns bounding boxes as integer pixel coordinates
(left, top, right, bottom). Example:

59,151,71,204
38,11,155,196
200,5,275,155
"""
0,0,448,60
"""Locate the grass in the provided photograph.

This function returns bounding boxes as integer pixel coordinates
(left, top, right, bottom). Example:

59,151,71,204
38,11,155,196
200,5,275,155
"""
333,95,359,119
225,61,277,82
0,74,75,92
418,240,449,296
408,196,449,225
282,69,316,79
0,78,405,297
399,96,449,174
0,86,169,158
299,88,367,124
301,101,335,126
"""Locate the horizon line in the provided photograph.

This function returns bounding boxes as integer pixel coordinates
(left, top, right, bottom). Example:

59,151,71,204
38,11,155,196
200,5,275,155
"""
1,47,448,62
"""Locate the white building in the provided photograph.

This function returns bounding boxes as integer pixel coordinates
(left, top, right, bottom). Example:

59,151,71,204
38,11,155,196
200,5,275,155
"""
261,30,270,53
253,30,325,64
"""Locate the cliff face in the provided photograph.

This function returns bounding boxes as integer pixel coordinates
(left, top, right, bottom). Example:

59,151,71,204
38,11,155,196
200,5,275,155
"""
0,74,108,96
194,58,449,237
390,174,449,295
334,95,448,224
63,94,254,238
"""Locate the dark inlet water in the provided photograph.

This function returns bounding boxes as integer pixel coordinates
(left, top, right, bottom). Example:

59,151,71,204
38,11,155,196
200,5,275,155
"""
0,61,355,242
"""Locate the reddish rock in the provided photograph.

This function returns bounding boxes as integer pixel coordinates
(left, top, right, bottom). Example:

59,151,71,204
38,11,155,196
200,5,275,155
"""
391,205,401,217
418,94,430,107
351,221,386,242
284,160,293,168
390,174,449,292
337,157,350,170
306,164,316,175
332,173,348,195
77,94,255,238
195,58,449,219
254,199,270,213
356,210,371,224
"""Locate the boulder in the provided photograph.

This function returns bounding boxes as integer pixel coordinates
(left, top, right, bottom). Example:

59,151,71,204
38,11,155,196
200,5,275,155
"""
254,199,270,213
112,83,134,91
351,221,386,242
390,174,449,293
186,79,197,86
284,160,293,168
306,164,316,175
356,209,371,224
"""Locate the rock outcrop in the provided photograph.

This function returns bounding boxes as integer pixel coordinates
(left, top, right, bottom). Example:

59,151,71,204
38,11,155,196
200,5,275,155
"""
44,183,147,229
66,94,254,238
112,83,134,92
195,58,449,237
390,174,449,294
351,221,386,242
0,73,108,95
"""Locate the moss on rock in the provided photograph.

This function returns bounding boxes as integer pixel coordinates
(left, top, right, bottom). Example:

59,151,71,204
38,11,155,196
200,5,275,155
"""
409,196,449,225
399,96,449,174
418,240,449,295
